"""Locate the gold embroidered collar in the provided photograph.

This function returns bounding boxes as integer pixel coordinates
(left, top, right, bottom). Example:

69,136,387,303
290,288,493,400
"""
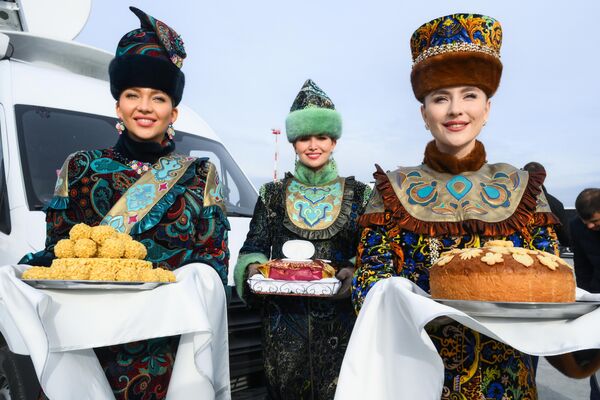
385,163,551,223
285,177,346,231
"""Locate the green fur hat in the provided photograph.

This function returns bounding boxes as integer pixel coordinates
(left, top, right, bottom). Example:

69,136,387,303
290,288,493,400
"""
285,79,342,142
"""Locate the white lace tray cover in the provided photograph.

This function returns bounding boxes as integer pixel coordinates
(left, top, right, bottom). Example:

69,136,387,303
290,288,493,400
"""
248,274,341,297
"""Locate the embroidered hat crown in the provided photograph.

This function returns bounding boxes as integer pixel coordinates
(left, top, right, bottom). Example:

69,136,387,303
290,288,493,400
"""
116,7,186,68
109,7,186,105
286,79,342,142
289,79,336,112
410,13,503,101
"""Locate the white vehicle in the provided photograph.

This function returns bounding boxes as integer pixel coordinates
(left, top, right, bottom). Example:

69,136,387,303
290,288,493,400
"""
0,1,263,398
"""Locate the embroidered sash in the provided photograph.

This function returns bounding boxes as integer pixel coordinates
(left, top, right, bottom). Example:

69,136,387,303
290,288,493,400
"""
101,154,195,233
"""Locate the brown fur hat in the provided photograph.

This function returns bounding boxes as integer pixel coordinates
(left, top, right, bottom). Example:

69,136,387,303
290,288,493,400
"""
411,51,502,102
410,13,503,102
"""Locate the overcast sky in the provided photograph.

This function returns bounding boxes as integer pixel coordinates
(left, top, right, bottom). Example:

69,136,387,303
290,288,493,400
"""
75,0,600,207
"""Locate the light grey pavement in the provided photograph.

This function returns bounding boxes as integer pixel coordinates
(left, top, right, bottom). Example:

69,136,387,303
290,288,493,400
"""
537,357,590,399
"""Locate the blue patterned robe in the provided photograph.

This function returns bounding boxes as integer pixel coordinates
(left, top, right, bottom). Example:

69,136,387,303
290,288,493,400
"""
352,156,559,400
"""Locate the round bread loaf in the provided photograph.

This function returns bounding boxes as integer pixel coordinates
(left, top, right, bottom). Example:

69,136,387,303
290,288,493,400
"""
430,240,575,303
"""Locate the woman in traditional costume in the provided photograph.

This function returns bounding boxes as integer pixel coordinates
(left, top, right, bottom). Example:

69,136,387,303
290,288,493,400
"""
352,13,600,399
234,79,371,399
22,7,229,399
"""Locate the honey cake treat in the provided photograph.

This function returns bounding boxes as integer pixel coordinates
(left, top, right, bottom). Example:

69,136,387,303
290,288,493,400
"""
22,224,175,283
429,240,575,302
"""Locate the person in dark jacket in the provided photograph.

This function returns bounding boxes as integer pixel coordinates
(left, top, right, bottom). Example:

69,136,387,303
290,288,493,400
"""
570,188,600,399
571,188,600,292
523,162,570,247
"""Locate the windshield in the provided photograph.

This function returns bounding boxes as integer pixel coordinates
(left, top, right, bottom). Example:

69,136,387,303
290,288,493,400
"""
15,105,257,216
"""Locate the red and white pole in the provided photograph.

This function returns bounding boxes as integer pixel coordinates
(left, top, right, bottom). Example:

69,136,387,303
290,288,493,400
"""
272,129,281,182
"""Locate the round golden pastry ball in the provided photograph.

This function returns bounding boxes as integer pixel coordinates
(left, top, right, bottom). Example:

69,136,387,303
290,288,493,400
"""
114,232,133,242
54,239,75,258
69,223,92,240
98,237,125,258
124,241,147,260
73,238,97,258
90,225,117,244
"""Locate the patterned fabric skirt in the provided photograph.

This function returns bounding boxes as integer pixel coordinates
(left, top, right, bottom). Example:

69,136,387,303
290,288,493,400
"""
93,336,180,400
262,296,355,400
426,321,537,400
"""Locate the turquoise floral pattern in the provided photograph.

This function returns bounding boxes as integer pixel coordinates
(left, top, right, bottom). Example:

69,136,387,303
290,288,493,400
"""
126,183,156,211
152,157,182,181
286,178,344,229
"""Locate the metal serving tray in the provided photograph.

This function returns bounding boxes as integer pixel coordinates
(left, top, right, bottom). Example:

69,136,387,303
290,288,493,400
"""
22,279,167,290
435,299,600,319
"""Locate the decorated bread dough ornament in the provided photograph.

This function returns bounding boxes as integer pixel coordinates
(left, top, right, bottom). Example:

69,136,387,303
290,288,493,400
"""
484,240,513,248
459,248,482,260
436,254,455,266
481,252,504,265
512,253,534,267
537,254,558,270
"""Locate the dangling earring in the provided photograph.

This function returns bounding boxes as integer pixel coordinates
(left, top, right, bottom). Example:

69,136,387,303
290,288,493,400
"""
166,123,176,140
115,120,125,135
424,123,430,131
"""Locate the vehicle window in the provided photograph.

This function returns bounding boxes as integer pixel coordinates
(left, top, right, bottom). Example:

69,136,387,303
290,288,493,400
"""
15,105,257,216
0,105,10,234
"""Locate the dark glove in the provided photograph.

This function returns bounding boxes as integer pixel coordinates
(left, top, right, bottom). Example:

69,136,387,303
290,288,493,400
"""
331,266,355,300
546,349,600,378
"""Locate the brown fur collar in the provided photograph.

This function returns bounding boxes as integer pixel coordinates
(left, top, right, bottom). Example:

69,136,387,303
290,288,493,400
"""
423,140,486,174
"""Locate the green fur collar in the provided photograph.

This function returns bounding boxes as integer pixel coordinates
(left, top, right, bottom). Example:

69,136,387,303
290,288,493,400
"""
294,159,339,185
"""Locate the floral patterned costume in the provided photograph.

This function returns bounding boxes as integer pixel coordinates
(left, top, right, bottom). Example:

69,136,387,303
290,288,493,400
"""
23,133,229,400
352,141,559,400
235,161,370,400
